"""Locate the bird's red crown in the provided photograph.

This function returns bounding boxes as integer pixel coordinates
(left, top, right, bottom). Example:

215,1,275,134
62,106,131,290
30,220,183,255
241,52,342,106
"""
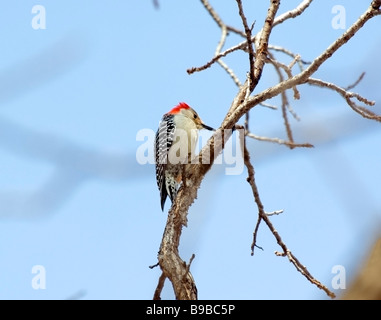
167,102,190,115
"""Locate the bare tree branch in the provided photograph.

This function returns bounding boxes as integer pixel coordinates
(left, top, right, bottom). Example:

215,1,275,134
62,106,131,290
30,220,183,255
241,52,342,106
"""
266,209,284,216
187,39,251,75
216,25,242,87
308,77,380,122
188,0,242,85
273,0,313,27
156,0,381,300
266,51,300,147
225,3,381,128
236,0,256,90
157,192,199,299
242,137,335,298
269,44,310,70
200,0,246,36
246,132,313,148
344,72,366,91
153,272,166,300
251,0,280,90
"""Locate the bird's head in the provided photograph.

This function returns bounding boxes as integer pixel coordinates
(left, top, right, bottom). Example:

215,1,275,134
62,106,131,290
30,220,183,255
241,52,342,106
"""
167,102,214,131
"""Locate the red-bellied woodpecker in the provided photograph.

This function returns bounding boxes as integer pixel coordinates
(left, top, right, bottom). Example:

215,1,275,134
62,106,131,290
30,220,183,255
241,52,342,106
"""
155,102,214,211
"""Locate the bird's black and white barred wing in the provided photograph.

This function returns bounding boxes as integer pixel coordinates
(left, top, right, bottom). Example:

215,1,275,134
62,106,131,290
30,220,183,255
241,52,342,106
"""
155,114,176,210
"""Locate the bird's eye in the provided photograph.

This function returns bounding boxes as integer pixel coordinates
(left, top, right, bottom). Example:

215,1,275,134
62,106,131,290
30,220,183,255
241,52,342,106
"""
193,114,198,119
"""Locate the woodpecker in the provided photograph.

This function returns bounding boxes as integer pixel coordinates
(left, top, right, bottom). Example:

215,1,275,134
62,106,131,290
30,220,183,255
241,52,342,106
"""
155,102,214,211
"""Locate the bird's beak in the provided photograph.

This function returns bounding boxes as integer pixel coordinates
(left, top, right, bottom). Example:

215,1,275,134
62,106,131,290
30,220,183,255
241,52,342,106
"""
201,123,215,131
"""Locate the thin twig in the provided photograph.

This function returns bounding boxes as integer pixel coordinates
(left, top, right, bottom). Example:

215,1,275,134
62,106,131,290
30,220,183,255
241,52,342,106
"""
216,25,242,87
184,254,196,279
267,53,300,100
308,77,380,122
308,77,375,106
267,51,299,147
273,0,313,27
252,214,263,252
281,95,295,147
189,2,241,86
269,45,310,71
243,140,335,298
187,39,252,75
149,262,160,269
236,0,256,91
288,54,301,71
187,43,242,74
200,0,246,37
246,132,313,148
218,58,242,87
344,72,365,91
259,102,278,110
266,209,284,216
244,112,250,132
200,0,224,29
269,45,310,64
153,272,167,300
215,26,227,55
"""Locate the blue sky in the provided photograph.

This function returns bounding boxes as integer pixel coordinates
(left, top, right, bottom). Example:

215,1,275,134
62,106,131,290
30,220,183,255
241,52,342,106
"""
0,1,380,300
